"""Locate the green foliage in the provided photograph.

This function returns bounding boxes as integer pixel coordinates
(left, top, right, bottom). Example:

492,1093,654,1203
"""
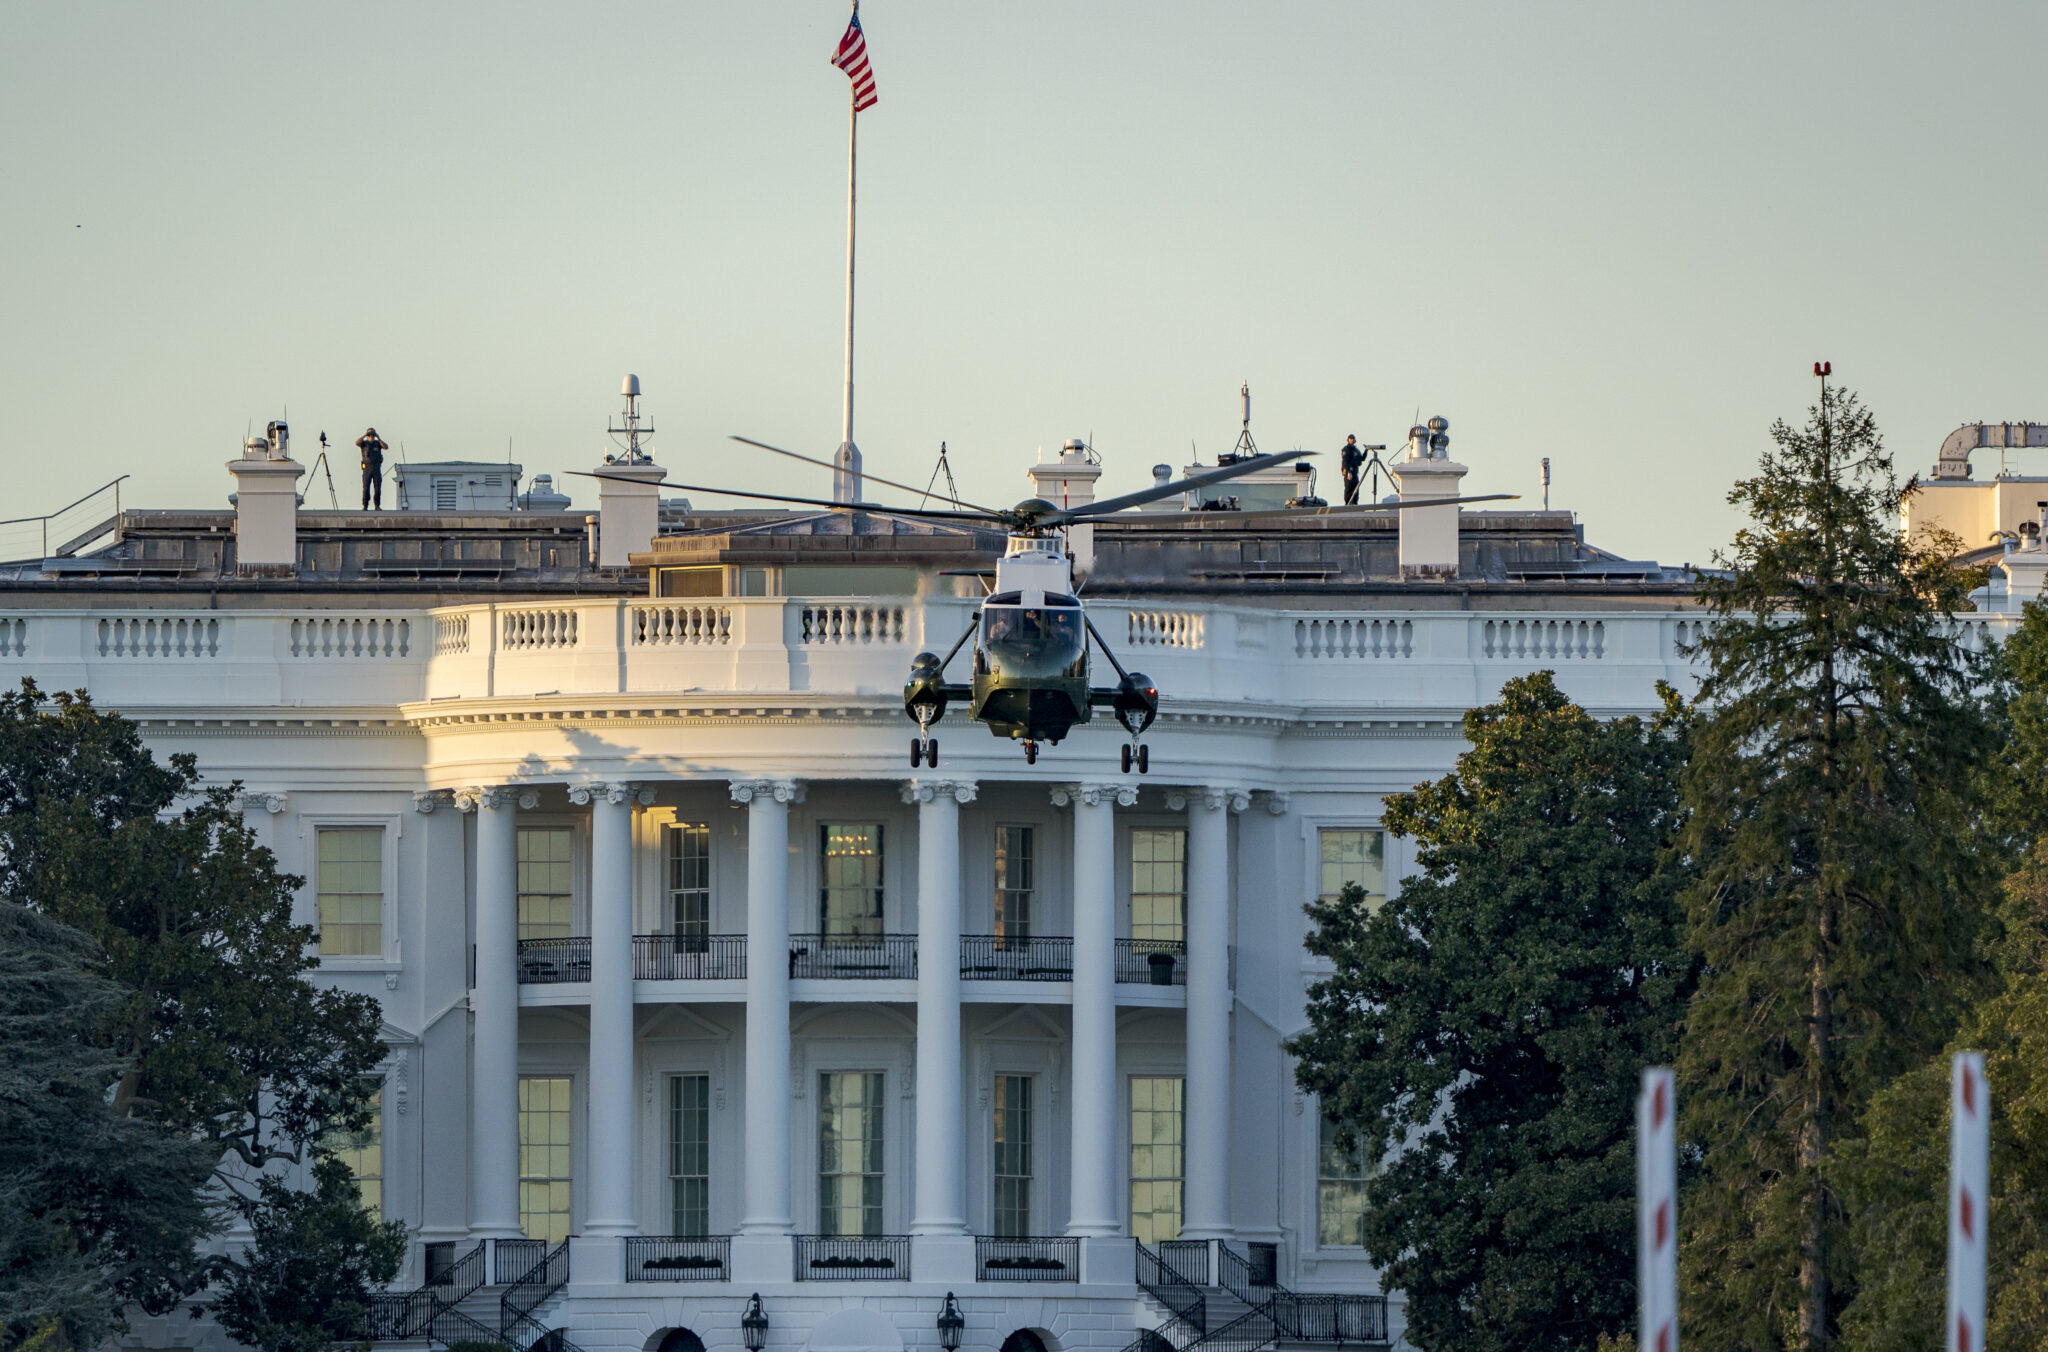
1674,383,1999,1351
204,1156,408,1352
0,903,217,1349
1288,671,1695,1352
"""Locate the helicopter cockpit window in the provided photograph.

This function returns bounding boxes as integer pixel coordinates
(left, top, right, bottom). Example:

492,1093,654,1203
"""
981,604,1086,679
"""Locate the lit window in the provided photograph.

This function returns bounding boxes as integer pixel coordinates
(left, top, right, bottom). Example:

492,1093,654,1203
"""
317,827,383,957
517,827,574,941
670,1075,711,1238
992,1075,1033,1237
326,1084,384,1222
519,1076,573,1243
1318,829,1385,909
1130,829,1186,943
1129,1075,1184,1243
1318,1116,1376,1248
668,824,712,950
820,825,884,938
993,826,1034,941
818,1071,885,1236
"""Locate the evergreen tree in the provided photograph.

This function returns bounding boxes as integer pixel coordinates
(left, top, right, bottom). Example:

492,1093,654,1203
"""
1289,672,1694,1352
1674,377,1997,1351
0,903,217,1350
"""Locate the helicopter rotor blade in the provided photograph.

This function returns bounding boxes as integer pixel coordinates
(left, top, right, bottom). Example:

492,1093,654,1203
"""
729,436,999,515
565,470,1005,522
1038,450,1313,525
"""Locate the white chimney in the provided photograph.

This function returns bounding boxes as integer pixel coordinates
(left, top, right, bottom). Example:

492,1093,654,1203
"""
1389,416,1468,579
1026,439,1103,580
228,425,304,577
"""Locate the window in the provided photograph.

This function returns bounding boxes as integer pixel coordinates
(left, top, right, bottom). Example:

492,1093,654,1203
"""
1129,1075,1184,1243
1319,829,1386,909
317,827,384,957
657,566,724,598
667,824,712,950
993,826,1034,941
326,1084,384,1222
820,825,884,938
992,1075,1033,1237
517,827,574,941
818,1071,885,1236
670,1075,711,1238
519,1076,573,1243
1318,1116,1375,1248
1130,829,1186,944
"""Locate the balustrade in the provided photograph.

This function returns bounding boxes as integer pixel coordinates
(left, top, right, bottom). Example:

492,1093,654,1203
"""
624,1236,730,1282
288,615,410,658
975,1235,1080,1281
634,934,747,980
793,1235,911,1281
1115,938,1188,986
960,934,1073,981
799,602,907,645
788,933,917,979
96,614,220,657
632,602,731,646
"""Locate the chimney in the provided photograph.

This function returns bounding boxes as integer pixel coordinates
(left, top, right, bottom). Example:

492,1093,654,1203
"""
228,421,304,577
596,374,670,568
1026,439,1103,580
1389,415,1468,579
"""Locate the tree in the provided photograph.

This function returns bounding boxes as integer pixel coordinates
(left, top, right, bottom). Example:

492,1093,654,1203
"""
1288,671,1694,1352
0,903,217,1350
0,680,391,1339
1674,377,1999,1351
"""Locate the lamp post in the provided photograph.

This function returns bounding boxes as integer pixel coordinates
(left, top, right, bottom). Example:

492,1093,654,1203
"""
742,1294,769,1352
937,1293,965,1352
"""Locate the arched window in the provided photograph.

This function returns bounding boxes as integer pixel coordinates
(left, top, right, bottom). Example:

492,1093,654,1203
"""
658,1329,707,1352
1001,1331,1052,1352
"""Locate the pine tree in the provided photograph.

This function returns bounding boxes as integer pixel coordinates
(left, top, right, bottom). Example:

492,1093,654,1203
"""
1674,376,1997,1351
1289,672,1694,1352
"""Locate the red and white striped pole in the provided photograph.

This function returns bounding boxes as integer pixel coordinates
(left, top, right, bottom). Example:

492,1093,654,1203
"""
1949,1052,1989,1352
1638,1068,1678,1352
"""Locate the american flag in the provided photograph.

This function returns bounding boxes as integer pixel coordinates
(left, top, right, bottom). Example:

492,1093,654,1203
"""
831,10,878,112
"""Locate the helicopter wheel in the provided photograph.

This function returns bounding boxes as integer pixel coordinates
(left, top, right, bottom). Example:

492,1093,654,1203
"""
927,738,939,767
1025,741,1038,764
1120,744,1133,774
1138,744,1150,775
910,738,923,768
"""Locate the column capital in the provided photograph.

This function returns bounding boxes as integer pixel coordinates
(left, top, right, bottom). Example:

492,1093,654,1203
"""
901,778,978,806
730,778,805,805
239,789,289,815
454,785,517,812
1052,782,1138,809
411,789,446,814
1166,787,1251,813
1262,790,1292,815
569,781,653,807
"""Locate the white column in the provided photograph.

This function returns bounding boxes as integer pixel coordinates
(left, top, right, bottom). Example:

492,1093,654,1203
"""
1061,782,1135,1237
462,785,523,1239
733,778,802,1237
1177,787,1244,1240
577,781,642,1236
907,779,976,1236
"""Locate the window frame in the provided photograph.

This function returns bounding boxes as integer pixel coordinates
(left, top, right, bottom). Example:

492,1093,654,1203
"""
1126,825,1188,944
1315,1113,1376,1250
326,1078,387,1223
515,823,579,942
1127,1073,1186,1244
818,822,886,939
991,1073,1034,1238
668,1073,713,1239
665,822,715,950
517,1073,577,1245
1316,826,1388,909
992,823,1035,942
816,1069,888,1238
299,814,402,969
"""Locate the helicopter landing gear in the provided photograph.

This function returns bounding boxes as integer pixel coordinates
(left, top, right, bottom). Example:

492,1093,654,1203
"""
1120,742,1150,775
911,736,939,768
1024,740,1039,764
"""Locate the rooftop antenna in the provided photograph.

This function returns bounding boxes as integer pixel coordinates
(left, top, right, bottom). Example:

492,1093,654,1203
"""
920,440,962,511
607,374,655,464
1541,456,1551,511
1225,383,1259,463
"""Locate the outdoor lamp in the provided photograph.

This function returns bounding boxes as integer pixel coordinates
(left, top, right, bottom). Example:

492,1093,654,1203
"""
937,1293,965,1352
742,1294,769,1352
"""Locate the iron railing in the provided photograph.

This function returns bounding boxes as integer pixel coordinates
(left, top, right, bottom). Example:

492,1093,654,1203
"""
1159,1239,1212,1287
960,934,1074,981
365,1239,487,1340
516,938,591,984
793,1235,912,1280
501,1238,571,1337
625,1236,731,1281
635,934,747,980
1136,1241,1207,1339
1267,1294,1389,1345
492,1237,547,1285
1187,1304,1282,1352
1115,938,1188,985
975,1235,1080,1281
788,934,917,980
1218,1241,1276,1305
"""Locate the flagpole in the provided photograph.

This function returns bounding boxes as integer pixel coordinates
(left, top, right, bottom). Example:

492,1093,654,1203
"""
835,1,861,505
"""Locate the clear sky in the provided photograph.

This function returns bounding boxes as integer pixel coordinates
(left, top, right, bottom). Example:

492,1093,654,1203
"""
4,2,2043,565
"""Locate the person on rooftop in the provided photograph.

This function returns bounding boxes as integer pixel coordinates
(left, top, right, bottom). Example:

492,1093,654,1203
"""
356,428,387,510
1340,434,1364,505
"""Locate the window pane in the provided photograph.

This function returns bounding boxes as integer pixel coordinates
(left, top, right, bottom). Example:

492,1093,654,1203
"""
819,1071,885,1236
317,827,383,957
668,824,712,948
1319,829,1386,908
821,825,884,938
519,1076,573,1243
517,826,575,941
670,1075,711,1238
1129,1076,1184,1243
1317,1116,1375,1248
993,826,1034,940
1130,829,1186,944
993,1075,1033,1237
326,1084,384,1222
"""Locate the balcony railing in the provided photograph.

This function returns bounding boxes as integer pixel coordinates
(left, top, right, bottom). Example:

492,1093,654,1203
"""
516,938,590,984
794,1235,911,1281
634,934,747,981
1268,1293,1390,1345
975,1235,1080,1282
960,934,1073,981
624,1236,731,1282
788,934,917,980
1115,938,1188,986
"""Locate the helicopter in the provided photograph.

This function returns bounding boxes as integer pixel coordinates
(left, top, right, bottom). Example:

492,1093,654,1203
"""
583,438,1517,772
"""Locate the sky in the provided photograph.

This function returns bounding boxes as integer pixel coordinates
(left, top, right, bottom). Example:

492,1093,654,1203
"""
4,2,2044,566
